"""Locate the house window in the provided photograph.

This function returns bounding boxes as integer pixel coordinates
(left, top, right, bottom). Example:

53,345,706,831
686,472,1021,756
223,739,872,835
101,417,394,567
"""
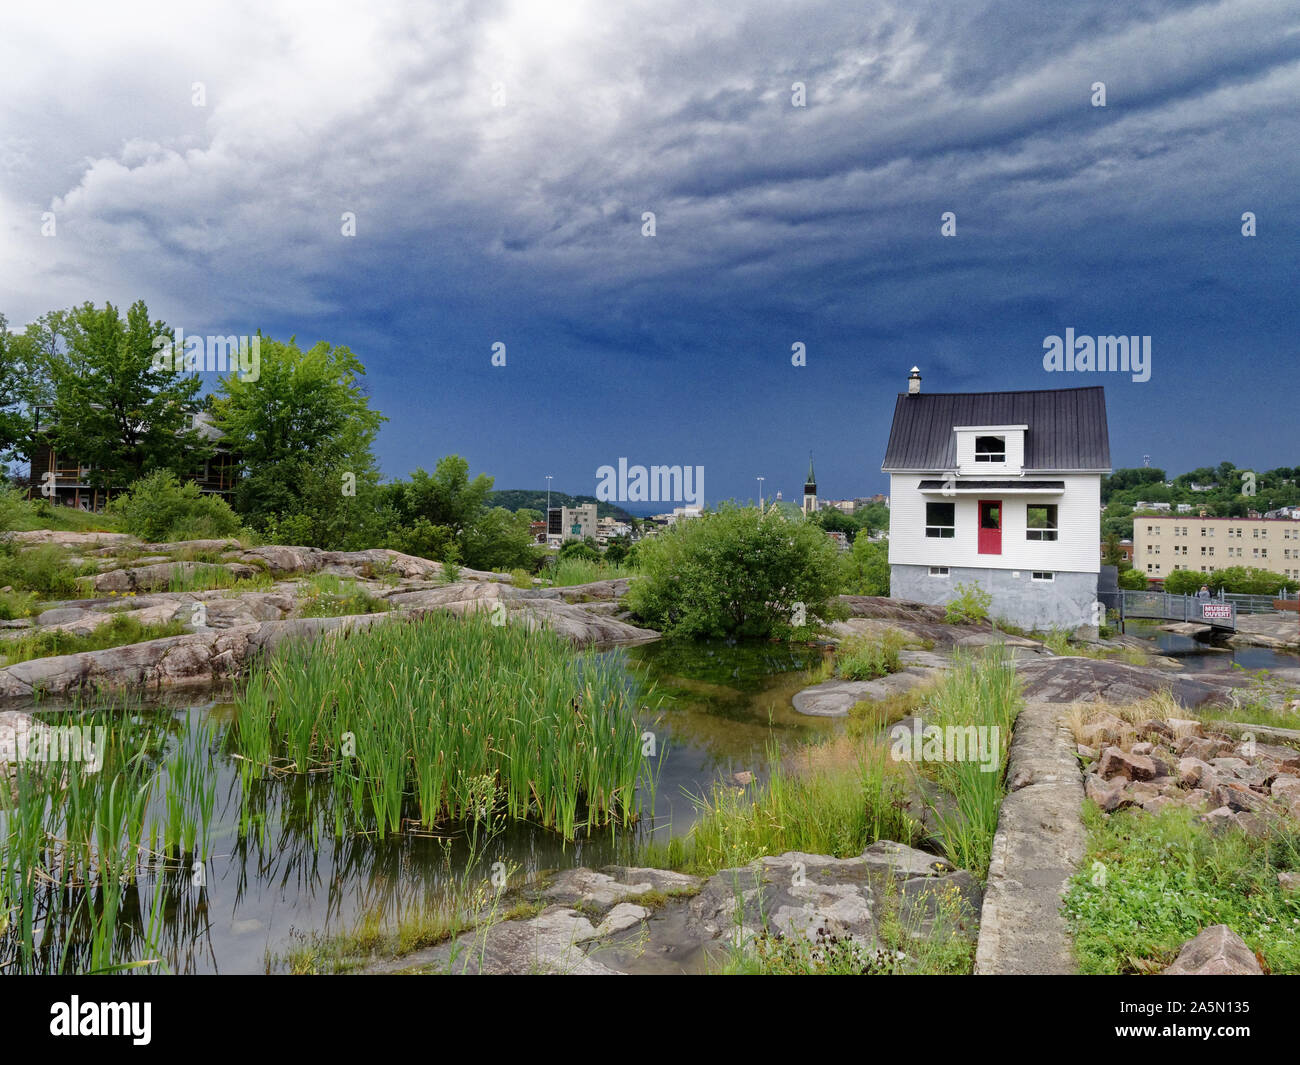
925,502,956,538
929,566,949,577
974,436,1005,462
1031,571,1054,582
1026,504,1058,542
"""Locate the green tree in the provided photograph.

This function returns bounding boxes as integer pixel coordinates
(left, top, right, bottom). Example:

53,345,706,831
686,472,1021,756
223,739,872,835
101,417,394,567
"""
47,301,207,490
460,506,538,572
392,456,494,536
625,504,841,638
1117,567,1149,590
213,336,385,547
840,536,890,596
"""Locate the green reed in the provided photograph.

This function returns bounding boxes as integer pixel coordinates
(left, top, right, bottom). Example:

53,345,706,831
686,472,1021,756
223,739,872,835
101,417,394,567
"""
0,705,216,973
232,612,645,840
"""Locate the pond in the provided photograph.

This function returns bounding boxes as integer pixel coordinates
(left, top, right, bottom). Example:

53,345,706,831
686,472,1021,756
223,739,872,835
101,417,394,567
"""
1,639,837,975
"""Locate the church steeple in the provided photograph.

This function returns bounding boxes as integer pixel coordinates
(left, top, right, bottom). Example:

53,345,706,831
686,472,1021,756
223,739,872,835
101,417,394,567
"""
803,452,817,515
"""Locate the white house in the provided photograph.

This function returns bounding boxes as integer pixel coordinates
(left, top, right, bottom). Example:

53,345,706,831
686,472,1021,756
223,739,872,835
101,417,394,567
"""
881,369,1111,630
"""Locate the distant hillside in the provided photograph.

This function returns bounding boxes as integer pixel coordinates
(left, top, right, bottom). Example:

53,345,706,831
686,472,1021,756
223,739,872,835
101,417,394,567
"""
488,490,635,522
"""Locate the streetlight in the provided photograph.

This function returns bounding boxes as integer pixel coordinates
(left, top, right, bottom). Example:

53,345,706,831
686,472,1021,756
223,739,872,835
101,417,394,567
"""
756,476,765,508
545,475,553,543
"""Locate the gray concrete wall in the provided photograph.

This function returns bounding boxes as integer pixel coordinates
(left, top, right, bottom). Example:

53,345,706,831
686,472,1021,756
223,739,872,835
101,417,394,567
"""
891,564,1097,631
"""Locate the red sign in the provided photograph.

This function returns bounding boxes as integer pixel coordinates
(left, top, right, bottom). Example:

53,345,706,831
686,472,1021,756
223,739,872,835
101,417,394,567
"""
1201,604,1232,619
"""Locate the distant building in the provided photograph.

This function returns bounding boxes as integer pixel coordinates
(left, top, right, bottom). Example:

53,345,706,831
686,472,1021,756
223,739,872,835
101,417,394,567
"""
1133,501,1172,512
826,530,849,551
1101,539,1134,563
23,407,238,511
547,503,597,546
1134,514,1300,582
803,455,818,516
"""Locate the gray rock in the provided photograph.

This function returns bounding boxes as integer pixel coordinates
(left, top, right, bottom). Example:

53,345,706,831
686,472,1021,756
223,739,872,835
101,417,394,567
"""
1164,925,1262,975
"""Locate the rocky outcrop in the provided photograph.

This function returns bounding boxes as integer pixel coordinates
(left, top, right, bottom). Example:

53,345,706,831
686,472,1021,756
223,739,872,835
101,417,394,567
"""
365,842,978,975
1016,656,1242,707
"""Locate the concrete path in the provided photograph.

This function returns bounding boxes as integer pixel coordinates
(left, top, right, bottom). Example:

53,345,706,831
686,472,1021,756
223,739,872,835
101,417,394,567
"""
974,699,1086,975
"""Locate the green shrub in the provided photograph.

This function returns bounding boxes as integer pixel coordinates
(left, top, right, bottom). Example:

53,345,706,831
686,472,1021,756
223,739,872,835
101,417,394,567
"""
385,517,455,562
108,470,242,543
837,628,905,680
0,543,96,599
840,537,890,596
0,588,38,620
510,568,534,589
944,581,991,625
625,504,842,639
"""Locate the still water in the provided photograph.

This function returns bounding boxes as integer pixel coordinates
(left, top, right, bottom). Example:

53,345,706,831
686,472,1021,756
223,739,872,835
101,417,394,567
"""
16,640,836,974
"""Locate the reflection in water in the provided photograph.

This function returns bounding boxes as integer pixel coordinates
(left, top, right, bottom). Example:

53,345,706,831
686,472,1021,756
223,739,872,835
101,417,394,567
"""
1125,621,1300,674
6,639,836,974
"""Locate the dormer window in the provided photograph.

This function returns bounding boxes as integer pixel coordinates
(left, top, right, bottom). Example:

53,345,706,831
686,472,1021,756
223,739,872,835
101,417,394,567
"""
974,436,1005,463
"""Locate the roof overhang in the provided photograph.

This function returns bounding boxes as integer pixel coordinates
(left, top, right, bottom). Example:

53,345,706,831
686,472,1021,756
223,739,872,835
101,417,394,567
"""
918,479,1065,495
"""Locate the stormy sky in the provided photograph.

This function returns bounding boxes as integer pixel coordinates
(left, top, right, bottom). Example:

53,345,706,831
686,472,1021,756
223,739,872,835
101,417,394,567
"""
1,0,1297,504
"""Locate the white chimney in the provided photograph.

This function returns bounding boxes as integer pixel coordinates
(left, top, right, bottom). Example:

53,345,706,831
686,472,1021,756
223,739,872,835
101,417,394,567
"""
908,366,922,395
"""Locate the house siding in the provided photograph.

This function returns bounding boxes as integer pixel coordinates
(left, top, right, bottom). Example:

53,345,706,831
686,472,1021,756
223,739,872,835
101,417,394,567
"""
888,473,1101,573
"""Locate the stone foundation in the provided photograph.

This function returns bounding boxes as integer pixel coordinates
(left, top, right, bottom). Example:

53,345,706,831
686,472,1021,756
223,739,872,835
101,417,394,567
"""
890,564,1098,631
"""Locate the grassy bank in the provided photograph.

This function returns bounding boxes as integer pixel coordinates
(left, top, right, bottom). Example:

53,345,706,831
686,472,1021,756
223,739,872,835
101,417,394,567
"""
1065,804,1300,974
643,648,1020,882
0,614,189,665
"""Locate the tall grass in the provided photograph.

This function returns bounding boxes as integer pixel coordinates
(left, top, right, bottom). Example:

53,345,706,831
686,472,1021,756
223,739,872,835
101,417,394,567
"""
836,628,906,680
642,739,920,875
167,563,274,594
294,573,390,618
232,612,646,840
546,558,637,587
920,648,1021,879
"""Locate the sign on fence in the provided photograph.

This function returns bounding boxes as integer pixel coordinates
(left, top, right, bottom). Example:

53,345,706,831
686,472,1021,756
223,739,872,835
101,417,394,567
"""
1201,603,1232,620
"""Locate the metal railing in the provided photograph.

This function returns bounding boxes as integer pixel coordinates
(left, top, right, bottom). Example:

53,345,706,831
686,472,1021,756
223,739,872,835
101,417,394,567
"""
1120,589,1237,629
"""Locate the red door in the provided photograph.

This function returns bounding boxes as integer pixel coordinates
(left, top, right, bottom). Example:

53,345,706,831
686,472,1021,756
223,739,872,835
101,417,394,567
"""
978,500,1002,555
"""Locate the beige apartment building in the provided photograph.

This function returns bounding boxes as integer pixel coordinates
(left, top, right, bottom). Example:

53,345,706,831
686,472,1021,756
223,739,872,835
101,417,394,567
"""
1133,514,1300,581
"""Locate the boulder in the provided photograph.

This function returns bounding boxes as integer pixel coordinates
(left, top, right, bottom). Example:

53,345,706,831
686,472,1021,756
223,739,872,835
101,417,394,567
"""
1177,757,1214,790
1164,925,1262,975
1085,774,1130,812
1097,746,1157,782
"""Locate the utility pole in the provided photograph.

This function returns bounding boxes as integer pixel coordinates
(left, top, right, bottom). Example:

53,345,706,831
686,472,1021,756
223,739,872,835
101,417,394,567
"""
756,476,764,508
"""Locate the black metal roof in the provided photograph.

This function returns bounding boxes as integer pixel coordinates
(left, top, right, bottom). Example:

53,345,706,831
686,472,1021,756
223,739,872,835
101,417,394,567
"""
882,386,1110,472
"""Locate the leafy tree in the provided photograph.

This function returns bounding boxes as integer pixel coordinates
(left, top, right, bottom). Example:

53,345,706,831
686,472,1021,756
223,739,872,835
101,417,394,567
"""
46,301,207,490
557,537,602,563
814,507,857,541
460,506,538,572
391,456,494,536
213,336,385,547
1117,567,1149,590
625,504,841,638
840,536,890,596
604,534,632,565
